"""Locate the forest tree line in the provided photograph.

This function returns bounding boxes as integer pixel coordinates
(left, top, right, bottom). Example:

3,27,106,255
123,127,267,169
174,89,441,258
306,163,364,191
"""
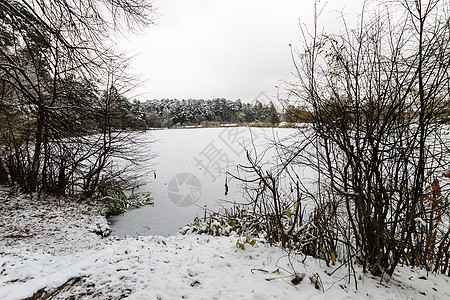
130,98,283,128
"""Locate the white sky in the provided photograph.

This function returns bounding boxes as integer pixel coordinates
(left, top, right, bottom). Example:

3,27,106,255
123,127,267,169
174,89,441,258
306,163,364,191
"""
121,0,363,102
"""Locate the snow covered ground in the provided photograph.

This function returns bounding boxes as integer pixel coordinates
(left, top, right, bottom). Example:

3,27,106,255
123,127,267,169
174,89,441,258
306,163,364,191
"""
1,187,449,299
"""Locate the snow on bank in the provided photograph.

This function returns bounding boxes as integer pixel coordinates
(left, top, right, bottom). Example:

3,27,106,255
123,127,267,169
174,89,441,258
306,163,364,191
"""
0,188,109,254
1,190,449,299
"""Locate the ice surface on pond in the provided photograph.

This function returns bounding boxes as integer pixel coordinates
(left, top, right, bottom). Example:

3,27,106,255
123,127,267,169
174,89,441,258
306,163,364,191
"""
109,127,305,237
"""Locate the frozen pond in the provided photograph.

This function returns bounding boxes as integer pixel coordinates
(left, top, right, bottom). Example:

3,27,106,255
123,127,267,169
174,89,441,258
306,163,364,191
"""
109,127,301,237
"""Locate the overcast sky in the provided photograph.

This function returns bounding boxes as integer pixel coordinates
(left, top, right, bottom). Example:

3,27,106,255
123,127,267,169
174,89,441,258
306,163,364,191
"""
121,0,363,102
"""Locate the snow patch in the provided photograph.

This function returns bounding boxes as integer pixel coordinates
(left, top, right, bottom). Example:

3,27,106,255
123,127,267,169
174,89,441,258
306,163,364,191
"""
1,188,449,299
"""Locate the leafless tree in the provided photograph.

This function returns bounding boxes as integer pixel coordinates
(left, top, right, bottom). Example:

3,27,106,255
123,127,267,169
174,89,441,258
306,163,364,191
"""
231,0,450,280
0,0,155,195
289,0,450,276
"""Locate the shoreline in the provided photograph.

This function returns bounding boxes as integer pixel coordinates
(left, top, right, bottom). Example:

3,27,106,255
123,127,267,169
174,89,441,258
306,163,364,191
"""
1,189,448,299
